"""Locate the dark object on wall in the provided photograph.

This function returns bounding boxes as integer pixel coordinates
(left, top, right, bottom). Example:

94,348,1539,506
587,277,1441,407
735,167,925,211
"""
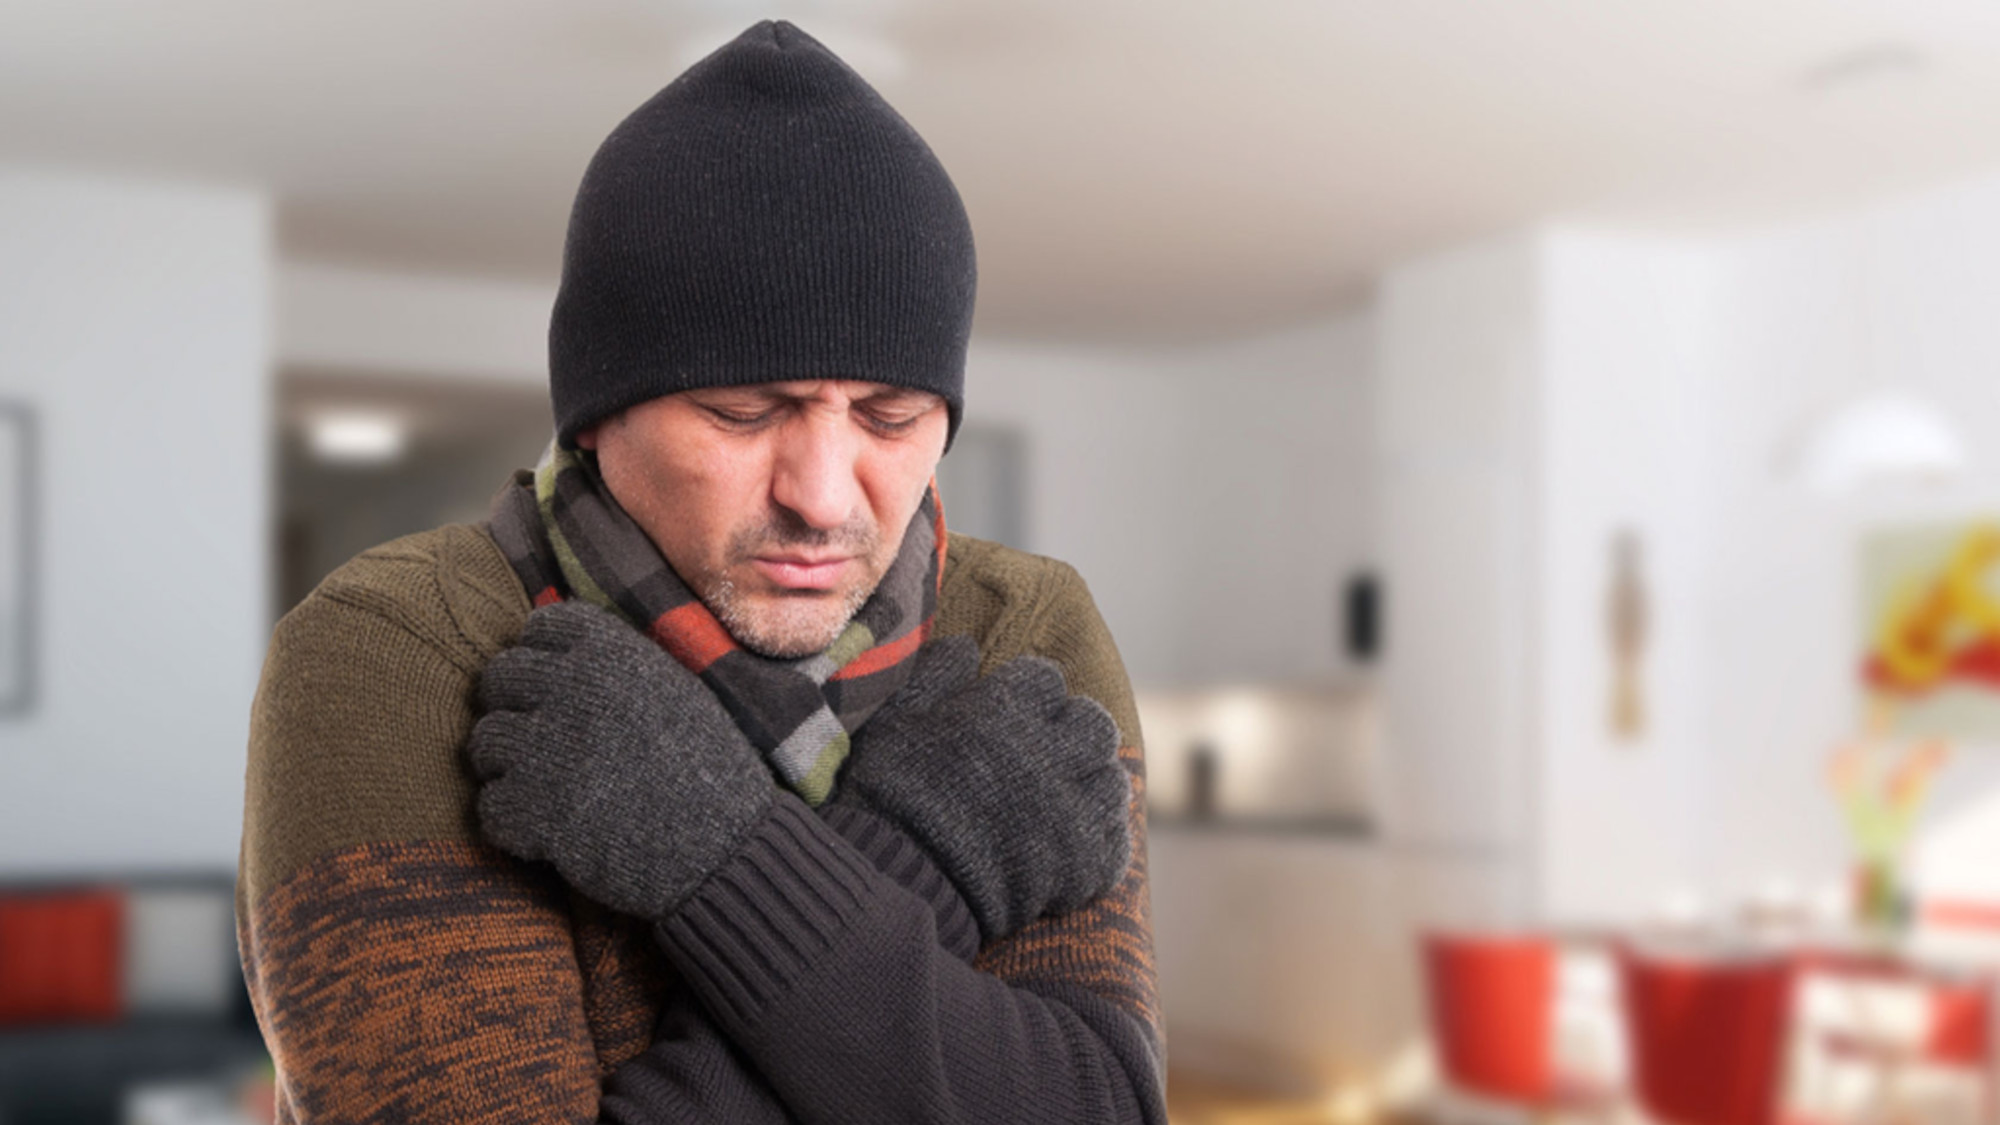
1344,571,1382,663
1186,741,1220,820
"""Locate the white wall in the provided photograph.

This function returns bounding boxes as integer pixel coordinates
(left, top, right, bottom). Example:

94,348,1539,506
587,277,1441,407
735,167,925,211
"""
279,262,551,385
970,318,1374,688
1364,228,1724,931
1534,230,1714,923
1373,233,1541,861
961,341,1197,687
0,169,271,875
1167,318,1375,684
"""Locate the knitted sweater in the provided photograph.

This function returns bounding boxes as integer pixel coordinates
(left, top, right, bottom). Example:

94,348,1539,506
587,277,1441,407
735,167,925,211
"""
236,523,1163,1123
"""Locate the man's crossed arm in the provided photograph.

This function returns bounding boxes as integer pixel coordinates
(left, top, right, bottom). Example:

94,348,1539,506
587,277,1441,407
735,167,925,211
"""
470,607,1163,1125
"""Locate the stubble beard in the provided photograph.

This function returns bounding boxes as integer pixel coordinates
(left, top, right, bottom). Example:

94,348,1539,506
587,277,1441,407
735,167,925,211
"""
694,512,884,659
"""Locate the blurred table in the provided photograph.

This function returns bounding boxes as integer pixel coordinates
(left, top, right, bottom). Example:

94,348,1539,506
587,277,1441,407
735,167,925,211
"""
1541,924,1998,1124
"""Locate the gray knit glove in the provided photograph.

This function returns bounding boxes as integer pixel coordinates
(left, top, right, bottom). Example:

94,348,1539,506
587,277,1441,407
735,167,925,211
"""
829,635,1132,941
468,600,774,921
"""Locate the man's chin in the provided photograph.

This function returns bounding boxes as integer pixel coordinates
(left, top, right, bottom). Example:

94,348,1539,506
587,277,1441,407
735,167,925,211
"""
712,590,860,659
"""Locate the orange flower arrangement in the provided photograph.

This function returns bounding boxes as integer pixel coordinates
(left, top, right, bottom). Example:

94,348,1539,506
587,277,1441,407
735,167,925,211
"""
1826,701,1951,932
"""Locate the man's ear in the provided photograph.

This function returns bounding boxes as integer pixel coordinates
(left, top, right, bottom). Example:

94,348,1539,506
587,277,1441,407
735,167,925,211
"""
575,424,600,451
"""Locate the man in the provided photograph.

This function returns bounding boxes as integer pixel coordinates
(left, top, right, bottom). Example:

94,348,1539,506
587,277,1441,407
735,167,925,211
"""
236,19,1164,1125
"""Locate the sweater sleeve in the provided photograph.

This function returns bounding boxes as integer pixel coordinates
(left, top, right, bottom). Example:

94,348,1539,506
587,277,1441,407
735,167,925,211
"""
600,992,793,1124
598,807,982,1125
655,794,1164,1125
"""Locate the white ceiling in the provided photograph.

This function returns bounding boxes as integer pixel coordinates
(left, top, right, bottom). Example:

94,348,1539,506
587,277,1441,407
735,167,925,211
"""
8,0,2000,344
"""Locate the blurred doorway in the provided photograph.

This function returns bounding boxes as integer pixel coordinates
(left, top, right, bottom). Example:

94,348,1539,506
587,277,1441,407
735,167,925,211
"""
276,370,549,620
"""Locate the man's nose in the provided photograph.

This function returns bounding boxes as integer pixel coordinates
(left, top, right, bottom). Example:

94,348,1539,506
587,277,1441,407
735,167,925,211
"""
770,413,862,531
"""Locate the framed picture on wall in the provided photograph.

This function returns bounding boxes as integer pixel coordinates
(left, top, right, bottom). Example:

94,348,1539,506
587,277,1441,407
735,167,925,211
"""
0,403,38,715
1860,519,2000,742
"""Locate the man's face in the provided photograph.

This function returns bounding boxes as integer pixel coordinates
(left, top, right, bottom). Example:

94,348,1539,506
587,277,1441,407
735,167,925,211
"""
580,379,950,658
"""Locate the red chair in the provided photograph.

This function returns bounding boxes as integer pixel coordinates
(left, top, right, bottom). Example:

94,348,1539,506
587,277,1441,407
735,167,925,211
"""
1426,933,1554,1103
1423,932,1617,1119
0,888,124,1025
1619,949,1797,1125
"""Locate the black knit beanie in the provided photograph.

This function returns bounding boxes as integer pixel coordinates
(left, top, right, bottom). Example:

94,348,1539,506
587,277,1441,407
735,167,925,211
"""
549,20,976,449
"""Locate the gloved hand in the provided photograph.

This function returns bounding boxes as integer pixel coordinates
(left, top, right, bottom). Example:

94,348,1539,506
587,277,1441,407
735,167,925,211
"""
827,635,1132,941
468,600,773,921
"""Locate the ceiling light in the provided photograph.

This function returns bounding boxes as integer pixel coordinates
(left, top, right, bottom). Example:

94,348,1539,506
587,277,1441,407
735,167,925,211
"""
1783,391,1968,495
307,411,408,466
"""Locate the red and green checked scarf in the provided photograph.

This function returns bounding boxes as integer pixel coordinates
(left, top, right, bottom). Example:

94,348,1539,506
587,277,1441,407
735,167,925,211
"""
486,442,946,806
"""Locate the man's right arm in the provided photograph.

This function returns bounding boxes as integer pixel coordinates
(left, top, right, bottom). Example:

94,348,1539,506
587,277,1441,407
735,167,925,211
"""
239,566,615,1121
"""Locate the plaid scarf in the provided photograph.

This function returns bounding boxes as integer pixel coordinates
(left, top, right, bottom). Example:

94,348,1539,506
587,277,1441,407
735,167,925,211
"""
486,443,946,806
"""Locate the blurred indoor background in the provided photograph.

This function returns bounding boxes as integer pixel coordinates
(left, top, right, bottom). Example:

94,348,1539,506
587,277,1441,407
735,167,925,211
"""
9,1,2000,1122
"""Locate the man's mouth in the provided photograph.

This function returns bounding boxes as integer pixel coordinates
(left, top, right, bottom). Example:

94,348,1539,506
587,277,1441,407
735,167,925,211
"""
750,555,853,591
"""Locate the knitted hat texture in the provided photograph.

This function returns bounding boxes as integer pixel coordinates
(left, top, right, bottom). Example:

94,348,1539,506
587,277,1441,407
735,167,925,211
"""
549,20,977,448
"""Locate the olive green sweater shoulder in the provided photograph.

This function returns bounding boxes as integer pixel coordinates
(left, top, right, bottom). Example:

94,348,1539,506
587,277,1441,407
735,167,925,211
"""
933,532,1144,763
240,523,1141,913
239,524,532,912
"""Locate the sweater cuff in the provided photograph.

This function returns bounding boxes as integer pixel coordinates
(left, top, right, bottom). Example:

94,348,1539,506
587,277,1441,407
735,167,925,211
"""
656,792,935,1028
819,802,981,961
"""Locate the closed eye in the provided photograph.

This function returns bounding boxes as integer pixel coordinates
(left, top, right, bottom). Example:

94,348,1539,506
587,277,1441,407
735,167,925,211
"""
860,409,922,435
702,405,777,429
